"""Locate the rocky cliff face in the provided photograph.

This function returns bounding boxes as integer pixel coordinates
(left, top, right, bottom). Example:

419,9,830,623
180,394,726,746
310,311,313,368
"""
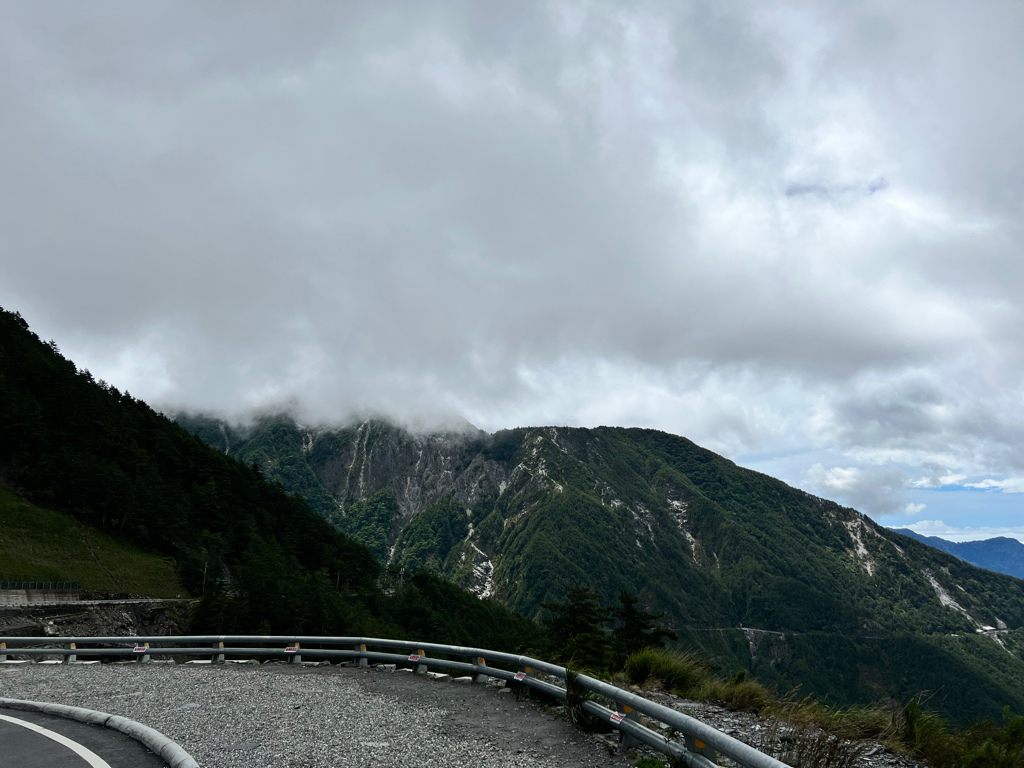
310,421,511,597
0,600,193,638
318,422,506,523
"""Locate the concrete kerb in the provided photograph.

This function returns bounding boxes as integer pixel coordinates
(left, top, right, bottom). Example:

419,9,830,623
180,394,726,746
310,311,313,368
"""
0,697,200,768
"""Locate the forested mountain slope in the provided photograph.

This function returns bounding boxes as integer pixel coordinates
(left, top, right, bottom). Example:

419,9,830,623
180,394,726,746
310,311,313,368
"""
0,307,540,652
180,413,1024,722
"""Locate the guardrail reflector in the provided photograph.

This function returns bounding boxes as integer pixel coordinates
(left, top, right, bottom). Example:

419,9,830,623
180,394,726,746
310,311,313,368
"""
284,646,298,653
408,654,421,661
133,646,147,653
610,712,626,724
514,671,526,681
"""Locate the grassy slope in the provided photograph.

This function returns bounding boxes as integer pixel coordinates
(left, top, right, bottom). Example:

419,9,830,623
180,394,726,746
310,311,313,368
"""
0,487,186,597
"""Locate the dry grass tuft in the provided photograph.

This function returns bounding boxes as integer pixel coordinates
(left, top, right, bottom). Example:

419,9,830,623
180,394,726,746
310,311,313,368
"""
755,719,869,768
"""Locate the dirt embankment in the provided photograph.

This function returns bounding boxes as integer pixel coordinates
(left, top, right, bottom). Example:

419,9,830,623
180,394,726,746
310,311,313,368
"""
0,599,193,637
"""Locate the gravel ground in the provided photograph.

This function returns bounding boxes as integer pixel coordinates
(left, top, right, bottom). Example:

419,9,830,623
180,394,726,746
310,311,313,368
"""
0,662,635,768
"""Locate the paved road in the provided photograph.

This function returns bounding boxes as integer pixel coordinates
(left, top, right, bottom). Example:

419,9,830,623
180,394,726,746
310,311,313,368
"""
0,710,166,768
0,662,634,767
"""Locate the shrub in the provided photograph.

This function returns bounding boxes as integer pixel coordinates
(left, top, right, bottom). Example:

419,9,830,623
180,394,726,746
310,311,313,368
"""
624,648,711,694
691,676,773,713
901,699,1024,768
727,679,774,712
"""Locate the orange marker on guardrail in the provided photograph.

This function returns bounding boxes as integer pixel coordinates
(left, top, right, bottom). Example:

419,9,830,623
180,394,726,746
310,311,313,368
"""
473,655,488,683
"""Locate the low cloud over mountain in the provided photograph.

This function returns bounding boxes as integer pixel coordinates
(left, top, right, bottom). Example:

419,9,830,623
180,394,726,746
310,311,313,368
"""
3,3,1024,532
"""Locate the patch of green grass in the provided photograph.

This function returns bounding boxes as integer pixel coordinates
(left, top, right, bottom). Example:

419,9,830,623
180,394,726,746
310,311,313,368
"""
625,648,773,712
694,676,774,713
625,648,712,692
0,488,186,597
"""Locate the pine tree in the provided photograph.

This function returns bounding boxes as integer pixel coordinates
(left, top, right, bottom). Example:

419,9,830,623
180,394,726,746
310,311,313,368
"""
613,590,677,662
541,584,613,670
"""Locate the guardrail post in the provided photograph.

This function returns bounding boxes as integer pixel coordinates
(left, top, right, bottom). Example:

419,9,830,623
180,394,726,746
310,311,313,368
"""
64,642,76,665
140,642,151,664
2,642,7,661
684,734,718,763
412,649,427,674
614,703,640,748
288,642,301,664
354,643,367,668
213,641,225,665
473,655,488,683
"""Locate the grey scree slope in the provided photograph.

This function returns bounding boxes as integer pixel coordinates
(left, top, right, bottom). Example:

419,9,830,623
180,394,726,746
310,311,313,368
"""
0,663,632,768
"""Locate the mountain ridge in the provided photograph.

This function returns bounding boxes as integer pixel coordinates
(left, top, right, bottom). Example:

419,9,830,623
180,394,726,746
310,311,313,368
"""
178,411,1024,722
892,528,1024,580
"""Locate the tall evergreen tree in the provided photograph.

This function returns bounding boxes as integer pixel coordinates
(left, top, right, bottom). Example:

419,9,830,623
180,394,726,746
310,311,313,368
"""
612,589,677,663
541,584,613,670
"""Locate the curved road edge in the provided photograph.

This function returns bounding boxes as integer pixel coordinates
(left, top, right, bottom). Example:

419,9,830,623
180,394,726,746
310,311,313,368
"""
0,697,199,768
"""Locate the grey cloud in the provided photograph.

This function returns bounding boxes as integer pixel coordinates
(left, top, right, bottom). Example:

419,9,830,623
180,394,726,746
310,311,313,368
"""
806,464,909,517
822,368,1024,479
784,177,888,199
1,2,1024,503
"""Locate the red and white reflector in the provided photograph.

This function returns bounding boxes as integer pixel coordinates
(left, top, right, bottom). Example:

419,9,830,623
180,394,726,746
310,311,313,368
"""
133,646,147,653
610,712,626,725
513,671,526,681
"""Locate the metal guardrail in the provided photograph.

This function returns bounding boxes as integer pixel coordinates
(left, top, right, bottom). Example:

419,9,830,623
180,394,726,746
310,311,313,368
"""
0,635,787,768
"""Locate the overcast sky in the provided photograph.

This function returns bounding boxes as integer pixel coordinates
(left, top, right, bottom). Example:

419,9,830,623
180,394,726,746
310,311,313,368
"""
2,2,1023,541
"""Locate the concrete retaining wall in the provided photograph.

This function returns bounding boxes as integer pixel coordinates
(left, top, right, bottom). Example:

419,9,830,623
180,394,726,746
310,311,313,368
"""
0,590,80,607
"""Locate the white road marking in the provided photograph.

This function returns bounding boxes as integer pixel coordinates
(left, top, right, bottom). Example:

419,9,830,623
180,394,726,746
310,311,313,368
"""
0,714,113,768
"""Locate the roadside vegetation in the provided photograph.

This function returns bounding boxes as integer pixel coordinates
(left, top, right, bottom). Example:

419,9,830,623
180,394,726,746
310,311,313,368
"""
541,584,1024,768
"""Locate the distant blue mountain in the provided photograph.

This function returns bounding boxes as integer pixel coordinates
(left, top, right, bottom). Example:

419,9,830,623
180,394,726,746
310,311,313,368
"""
892,529,1024,580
